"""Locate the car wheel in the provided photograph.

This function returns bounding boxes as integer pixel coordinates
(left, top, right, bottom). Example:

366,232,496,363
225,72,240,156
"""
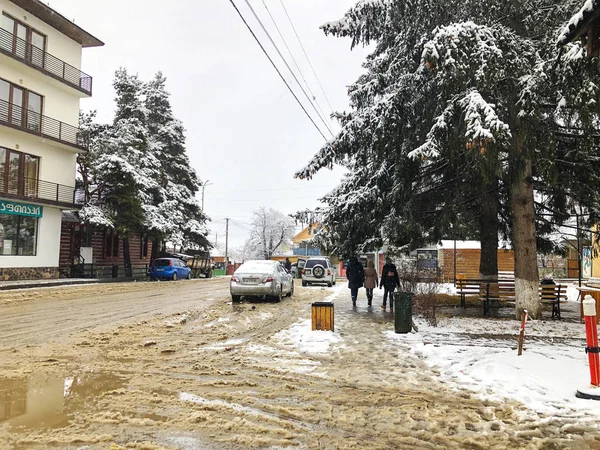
286,281,294,297
232,295,241,303
187,272,192,280
327,281,333,287
274,287,283,303
172,273,177,281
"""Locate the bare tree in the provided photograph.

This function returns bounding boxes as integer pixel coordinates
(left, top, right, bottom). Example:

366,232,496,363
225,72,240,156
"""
244,207,296,260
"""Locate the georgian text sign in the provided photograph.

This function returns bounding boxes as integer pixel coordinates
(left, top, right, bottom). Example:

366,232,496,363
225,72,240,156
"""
0,200,43,218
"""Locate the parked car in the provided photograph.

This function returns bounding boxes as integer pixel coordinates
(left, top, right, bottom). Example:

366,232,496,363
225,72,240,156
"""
230,260,294,302
291,258,306,278
150,258,192,281
302,257,336,287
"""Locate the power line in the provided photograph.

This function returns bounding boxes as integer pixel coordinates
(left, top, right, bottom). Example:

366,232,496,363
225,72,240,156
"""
279,0,335,112
259,0,333,132
228,0,329,141
241,0,334,137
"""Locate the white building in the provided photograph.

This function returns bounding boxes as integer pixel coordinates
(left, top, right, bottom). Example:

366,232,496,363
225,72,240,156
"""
0,0,102,280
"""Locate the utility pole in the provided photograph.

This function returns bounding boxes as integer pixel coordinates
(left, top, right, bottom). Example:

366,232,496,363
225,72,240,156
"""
225,218,229,268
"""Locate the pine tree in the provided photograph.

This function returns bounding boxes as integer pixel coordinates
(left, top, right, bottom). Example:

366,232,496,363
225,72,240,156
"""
143,72,210,253
298,0,600,318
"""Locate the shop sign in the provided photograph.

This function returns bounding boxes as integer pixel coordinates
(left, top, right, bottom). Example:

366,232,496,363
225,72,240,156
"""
0,200,43,218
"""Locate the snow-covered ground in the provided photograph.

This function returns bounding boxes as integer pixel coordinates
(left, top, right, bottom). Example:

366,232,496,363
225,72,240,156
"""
274,282,600,421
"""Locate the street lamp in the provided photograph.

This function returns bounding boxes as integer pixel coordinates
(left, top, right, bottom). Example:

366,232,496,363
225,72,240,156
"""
201,180,213,212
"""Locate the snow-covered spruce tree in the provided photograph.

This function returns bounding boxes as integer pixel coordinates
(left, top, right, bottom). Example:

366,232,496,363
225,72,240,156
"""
99,68,160,275
143,72,210,254
297,1,600,319
243,208,296,260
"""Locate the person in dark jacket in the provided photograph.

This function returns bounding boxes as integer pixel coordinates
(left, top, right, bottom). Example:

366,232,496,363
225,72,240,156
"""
379,257,400,310
284,258,292,273
346,256,365,307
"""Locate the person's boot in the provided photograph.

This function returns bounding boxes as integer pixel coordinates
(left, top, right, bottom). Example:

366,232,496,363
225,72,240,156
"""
381,304,386,310
352,297,357,307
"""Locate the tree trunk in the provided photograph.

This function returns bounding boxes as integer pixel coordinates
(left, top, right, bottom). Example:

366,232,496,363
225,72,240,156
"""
511,157,540,319
122,235,133,278
479,178,499,280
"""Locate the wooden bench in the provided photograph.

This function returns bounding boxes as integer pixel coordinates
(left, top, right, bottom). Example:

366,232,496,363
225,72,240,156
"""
456,278,515,315
539,283,567,320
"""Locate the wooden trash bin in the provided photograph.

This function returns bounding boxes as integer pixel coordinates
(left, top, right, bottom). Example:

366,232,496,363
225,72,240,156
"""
579,287,600,324
312,302,334,332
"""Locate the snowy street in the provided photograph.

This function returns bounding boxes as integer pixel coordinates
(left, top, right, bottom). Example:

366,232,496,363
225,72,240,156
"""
0,280,598,449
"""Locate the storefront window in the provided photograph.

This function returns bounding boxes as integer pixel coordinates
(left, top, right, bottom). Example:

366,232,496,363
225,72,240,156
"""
0,214,37,256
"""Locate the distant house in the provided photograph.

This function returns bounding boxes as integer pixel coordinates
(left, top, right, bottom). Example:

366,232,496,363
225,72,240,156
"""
559,0,600,56
292,223,321,257
437,241,514,281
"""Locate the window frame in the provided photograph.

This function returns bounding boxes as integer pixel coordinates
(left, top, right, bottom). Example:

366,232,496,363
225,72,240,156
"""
104,229,119,259
0,214,38,256
1,12,47,52
0,77,44,131
0,146,40,197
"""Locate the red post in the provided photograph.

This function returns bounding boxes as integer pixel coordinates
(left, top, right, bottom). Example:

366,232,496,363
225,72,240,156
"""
517,309,528,356
583,295,600,386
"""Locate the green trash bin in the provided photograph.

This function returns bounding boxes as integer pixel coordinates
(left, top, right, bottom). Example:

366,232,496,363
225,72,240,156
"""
394,292,413,334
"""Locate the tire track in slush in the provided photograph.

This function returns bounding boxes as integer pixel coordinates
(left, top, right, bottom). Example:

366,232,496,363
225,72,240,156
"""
0,280,231,350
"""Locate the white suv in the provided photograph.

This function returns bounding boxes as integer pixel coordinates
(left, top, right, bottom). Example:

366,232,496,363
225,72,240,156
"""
301,257,336,287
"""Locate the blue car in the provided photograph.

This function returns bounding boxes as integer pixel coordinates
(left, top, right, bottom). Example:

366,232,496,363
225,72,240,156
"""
150,258,192,281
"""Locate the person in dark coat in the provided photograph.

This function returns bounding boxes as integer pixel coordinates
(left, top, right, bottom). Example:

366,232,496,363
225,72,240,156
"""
346,256,365,307
284,258,292,273
379,257,400,310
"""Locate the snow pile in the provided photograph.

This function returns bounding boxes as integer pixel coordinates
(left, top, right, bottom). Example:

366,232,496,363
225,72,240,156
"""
387,317,600,418
274,319,343,354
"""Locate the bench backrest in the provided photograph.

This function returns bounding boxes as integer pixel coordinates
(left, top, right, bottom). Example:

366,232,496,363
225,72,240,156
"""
539,284,567,300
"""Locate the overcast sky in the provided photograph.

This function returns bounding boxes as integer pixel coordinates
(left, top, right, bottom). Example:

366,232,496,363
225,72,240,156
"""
48,0,368,249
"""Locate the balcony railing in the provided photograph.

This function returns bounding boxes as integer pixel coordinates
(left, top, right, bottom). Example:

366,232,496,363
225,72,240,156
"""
0,27,92,96
0,98,88,150
0,175,75,206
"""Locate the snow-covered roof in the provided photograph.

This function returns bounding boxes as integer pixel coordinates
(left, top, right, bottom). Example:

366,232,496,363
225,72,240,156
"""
558,0,600,45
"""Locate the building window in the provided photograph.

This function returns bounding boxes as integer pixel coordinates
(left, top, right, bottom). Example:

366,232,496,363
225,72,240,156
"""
140,235,149,259
0,147,39,198
1,13,46,67
104,229,119,258
0,214,37,256
0,78,43,132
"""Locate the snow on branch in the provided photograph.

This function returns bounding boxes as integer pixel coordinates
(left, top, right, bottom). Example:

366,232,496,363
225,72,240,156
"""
459,90,511,144
557,0,598,45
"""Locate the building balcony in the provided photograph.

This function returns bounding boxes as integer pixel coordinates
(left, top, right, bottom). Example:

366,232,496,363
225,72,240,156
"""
0,98,88,151
0,27,93,96
0,175,76,208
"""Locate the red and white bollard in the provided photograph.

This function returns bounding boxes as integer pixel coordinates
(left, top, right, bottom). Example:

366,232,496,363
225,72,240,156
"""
576,295,600,400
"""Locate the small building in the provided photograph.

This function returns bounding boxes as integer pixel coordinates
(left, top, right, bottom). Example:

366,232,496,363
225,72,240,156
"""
59,212,152,278
292,223,321,257
437,241,515,281
559,0,600,56
0,0,103,280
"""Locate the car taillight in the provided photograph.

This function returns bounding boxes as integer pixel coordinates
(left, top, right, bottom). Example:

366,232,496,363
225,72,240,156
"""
231,276,240,283
302,269,306,275
264,276,274,283
328,270,331,276
169,260,173,267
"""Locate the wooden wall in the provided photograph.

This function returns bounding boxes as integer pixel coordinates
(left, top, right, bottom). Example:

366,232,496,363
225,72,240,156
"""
59,223,152,269
439,248,514,281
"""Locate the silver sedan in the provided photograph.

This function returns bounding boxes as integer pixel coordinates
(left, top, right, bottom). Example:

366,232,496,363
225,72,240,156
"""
230,260,294,302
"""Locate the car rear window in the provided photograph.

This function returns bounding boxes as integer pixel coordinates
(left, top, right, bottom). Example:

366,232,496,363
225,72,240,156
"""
305,259,327,269
237,261,275,274
153,259,171,267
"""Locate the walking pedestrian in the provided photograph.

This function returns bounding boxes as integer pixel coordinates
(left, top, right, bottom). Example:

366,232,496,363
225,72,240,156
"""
379,257,400,310
364,261,378,306
346,256,365,307
284,258,292,273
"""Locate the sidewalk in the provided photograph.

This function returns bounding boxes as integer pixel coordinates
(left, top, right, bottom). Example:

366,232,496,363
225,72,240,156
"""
0,278,101,291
